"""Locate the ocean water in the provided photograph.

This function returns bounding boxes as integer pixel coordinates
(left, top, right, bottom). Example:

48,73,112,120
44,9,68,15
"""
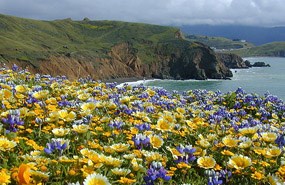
136,57,285,101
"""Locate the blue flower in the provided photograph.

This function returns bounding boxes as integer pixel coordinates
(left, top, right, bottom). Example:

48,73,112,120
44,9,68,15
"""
275,134,285,148
144,162,171,185
44,138,69,155
1,114,24,133
174,145,196,164
132,133,150,149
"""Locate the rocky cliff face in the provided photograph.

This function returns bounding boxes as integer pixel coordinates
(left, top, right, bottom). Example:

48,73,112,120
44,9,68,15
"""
217,53,248,69
3,41,233,80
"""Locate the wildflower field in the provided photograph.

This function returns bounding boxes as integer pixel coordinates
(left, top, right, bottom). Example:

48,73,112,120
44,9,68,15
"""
0,66,285,185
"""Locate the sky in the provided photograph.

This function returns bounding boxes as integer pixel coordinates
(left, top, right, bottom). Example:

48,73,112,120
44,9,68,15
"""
0,0,285,26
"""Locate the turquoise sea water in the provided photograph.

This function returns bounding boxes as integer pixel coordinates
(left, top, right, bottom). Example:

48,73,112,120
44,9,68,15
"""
143,57,285,101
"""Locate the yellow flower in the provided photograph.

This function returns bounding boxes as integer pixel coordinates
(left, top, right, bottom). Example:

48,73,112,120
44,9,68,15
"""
30,170,49,180
81,102,96,111
0,89,12,100
161,112,176,123
176,107,186,114
0,169,11,184
177,162,191,169
46,97,57,104
260,132,278,143
228,155,252,170
107,102,117,110
110,143,130,153
111,168,131,176
196,139,211,148
120,96,131,104
103,146,115,154
264,147,282,158
251,171,264,180
26,140,44,151
15,92,25,99
131,158,145,172
73,124,89,134
278,165,285,176
32,90,49,99
185,120,198,129
78,93,90,101
221,150,234,156
0,137,17,151
150,135,164,149
83,173,111,185
238,140,252,149
156,118,174,132
268,174,284,185
193,147,206,156
259,161,270,167
239,126,258,135
222,135,239,148
102,156,124,167
253,147,266,155
197,156,216,169
52,128,70,137
117,177,136,184
58,110,76,122
15,85,27,93
46,112,60,122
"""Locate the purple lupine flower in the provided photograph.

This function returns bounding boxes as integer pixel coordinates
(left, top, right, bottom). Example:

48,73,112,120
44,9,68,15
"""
235,87,245,95
44,138,69,155
12,64,19,71
205,169,232,185
138,92,149,99
174,145,196,164
135,123,151,131
275,134,285,148
146,106,155,113
132,133,150,150
144,162,171,185
209,114,223,124
109,120,124,129
1,114,24,133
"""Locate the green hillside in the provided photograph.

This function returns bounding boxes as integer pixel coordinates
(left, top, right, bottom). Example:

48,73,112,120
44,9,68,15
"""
0,14,179,64
226,42,285,57
185,34,254,50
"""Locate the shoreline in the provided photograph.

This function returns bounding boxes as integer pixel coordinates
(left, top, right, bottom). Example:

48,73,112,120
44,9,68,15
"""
103,77,155,85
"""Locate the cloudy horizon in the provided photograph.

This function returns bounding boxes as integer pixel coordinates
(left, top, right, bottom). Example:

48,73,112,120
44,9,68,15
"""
1,0,285,27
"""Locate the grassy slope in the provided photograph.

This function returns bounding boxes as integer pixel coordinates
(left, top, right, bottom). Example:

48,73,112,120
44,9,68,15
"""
226,42,285,57
0,14,179,63
185,35,254,50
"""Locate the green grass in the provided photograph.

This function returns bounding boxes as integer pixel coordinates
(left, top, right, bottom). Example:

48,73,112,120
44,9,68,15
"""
0,14,180,64
225,42,285,57
186,35,254,50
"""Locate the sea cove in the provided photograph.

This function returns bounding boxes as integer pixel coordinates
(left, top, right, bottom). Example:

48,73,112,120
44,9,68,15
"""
142,57,285,101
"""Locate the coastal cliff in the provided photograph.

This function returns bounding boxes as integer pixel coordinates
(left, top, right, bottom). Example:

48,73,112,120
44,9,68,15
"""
0,14,233,80
216,53,248,69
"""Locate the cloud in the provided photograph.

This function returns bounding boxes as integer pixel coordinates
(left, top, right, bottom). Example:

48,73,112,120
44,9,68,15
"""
0,0,285,26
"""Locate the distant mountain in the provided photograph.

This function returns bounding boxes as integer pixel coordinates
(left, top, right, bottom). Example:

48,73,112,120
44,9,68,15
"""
185,35,254,50
225,42,285,57
181,25,285,45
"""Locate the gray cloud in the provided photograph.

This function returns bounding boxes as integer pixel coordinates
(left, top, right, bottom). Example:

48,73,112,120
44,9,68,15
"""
0,0,285,26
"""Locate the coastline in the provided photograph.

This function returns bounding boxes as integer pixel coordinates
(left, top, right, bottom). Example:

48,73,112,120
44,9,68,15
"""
104,77,155,85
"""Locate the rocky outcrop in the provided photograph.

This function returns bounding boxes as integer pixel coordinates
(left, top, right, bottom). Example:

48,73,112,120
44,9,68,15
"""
217,53,249,69
249,61,270,67
2,41,233,81
168,42,232,80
